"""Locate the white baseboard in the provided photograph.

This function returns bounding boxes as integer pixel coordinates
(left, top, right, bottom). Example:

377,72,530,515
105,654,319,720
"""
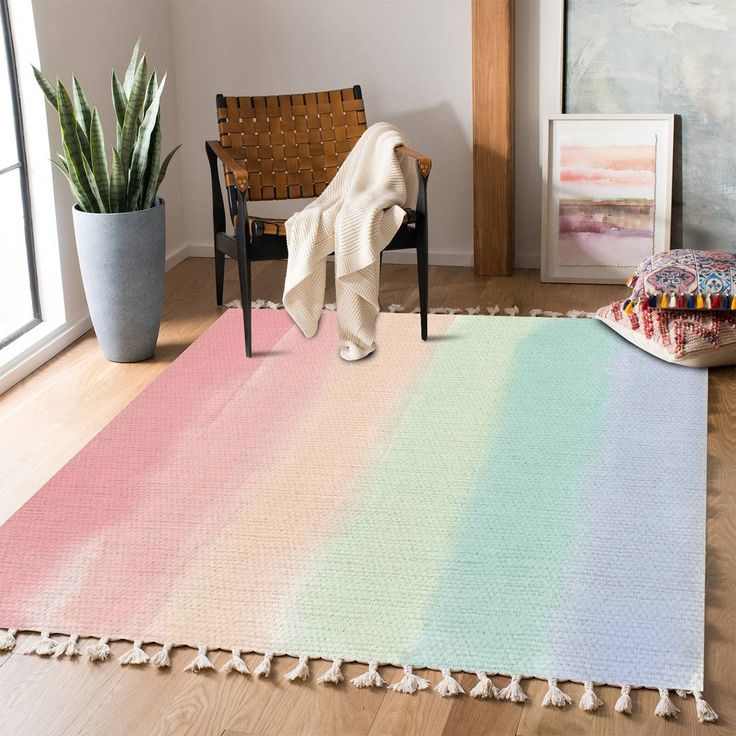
165,242,192,271
0,314,93,396
0,242,190,396
185,243,473,268
514,253,541,270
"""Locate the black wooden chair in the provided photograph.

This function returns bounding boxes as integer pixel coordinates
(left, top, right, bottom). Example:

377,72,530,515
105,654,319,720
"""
205,85,431,356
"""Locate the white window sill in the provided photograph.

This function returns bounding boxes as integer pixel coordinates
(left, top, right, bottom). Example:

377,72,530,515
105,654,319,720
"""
0,315,91,396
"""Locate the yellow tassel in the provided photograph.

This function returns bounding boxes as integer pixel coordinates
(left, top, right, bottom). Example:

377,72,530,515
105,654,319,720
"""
731,296,736,310
659,294,669,308
696,293,705,309
625,274,636,288
624,300,634,314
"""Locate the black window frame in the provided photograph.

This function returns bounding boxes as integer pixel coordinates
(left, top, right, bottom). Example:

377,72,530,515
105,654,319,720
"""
0,0,41,351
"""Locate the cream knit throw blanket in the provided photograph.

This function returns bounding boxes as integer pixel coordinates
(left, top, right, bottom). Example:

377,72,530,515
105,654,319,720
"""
283,122,418,360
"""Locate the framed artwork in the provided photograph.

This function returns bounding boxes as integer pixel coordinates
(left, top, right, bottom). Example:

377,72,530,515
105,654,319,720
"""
541,114,674,284
564,1,736,253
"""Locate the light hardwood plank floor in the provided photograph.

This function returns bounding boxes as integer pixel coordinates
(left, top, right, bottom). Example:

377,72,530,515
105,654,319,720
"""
0,258,732,736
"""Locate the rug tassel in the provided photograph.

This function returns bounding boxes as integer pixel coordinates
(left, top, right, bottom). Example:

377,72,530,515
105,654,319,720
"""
693,691,719,723
469,672,499,699
316,658,344,685
435,668,464,697
0,629,17,652
119,640,149,666
54,633,82,658
350,662,386,689
85,636,111,662
284,654,310,681
253,651,273,678
579,681,604,712
655,688,679,718
487,305,500,316
676,689,689,698
498,674,527,703
151,642,173,669
220,647,249,675
387,304,405,313
389,665,430,694
615,684,632,714
542,678,572,707
184,645,214,673
24,631,58,657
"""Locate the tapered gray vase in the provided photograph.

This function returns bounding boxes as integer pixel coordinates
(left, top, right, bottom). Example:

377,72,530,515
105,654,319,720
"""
73,199,166,362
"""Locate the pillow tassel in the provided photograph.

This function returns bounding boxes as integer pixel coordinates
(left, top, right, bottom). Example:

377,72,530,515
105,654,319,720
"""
696,293,705,309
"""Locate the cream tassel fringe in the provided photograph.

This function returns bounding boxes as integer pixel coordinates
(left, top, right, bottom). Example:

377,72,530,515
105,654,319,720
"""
542,678,572,707
0,629,17,652
85,636,111,662
24,631,58,656
253,651,273,678
316,659,344,685
435,668,464,697
119,640,149,666
54,634,82,658
614,684,633,714
151,642,173,669
219,647,249,675
655,688,679,718
579,681,604,712
184,645,214,673
676,689,689,698
351,662,386,689
693,691,719,723
469,672,499,699
389,665,430,694
498,675,527,702
284,655,310,681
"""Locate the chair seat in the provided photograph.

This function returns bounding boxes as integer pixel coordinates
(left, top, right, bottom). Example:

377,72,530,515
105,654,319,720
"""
235,211,414,239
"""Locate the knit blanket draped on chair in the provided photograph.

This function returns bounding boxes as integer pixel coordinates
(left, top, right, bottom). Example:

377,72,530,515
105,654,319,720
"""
283,122,417,360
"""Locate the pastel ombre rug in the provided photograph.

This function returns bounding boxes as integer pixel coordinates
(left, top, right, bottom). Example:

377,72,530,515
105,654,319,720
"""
0,310,715,722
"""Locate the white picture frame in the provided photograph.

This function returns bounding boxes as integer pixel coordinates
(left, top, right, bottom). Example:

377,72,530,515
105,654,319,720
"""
541,114,674,284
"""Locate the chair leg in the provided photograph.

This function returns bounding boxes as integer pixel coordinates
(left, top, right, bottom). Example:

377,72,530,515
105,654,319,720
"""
237,252,252,357
215,246,225,306
417,225,429,342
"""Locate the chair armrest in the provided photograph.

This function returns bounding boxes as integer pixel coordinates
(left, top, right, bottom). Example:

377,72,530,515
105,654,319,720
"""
395,145,432,178
206,140,249,193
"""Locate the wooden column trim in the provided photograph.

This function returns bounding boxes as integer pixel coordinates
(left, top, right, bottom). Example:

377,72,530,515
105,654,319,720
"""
472,0,514,275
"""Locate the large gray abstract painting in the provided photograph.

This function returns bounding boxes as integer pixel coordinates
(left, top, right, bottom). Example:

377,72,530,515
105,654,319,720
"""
565,0,736,250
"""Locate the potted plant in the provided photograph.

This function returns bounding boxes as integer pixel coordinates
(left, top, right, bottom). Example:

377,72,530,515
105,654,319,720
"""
33,40,180,362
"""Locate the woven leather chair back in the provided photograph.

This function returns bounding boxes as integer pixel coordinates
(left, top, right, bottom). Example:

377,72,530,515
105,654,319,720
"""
216,86,367,201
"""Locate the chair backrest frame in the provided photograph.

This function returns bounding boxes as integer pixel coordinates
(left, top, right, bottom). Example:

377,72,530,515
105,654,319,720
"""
216,85,367,208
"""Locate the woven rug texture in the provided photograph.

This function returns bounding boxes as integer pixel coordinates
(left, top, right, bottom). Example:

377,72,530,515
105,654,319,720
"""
0,310,708,701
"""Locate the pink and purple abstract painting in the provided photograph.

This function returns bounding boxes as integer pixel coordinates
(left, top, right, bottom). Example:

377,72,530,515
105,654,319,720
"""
558,143,656,267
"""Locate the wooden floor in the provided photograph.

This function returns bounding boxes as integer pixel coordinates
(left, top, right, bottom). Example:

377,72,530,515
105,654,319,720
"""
0,258,733,736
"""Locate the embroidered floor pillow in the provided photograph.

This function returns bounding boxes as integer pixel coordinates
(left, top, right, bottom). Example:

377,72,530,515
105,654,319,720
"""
626,249,736,310
595,300,736,367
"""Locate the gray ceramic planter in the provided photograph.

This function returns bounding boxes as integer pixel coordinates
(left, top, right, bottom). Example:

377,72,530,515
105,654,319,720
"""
72,199,166,362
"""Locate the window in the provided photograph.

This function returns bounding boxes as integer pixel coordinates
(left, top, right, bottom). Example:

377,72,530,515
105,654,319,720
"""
0,0,39,349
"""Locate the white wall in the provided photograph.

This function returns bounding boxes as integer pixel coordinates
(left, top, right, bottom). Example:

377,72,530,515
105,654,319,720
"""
169,0,473,266
27,0,558,295
31,0,186,324
514,0,563,269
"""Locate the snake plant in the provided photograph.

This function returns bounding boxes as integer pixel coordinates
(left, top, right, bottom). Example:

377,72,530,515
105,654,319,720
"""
33,40,180,213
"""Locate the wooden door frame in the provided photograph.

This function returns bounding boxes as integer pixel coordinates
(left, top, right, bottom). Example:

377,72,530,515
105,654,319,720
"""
472,0,514,275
